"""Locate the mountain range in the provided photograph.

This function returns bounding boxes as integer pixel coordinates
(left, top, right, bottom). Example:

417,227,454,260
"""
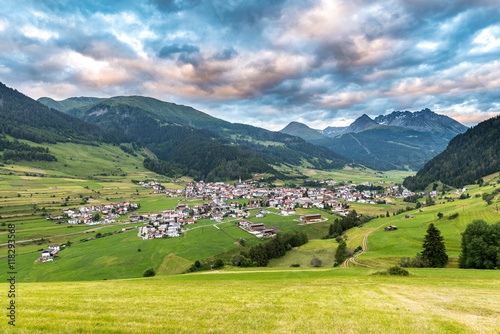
280,109,468,170
2,80,499,189
40,94,348,170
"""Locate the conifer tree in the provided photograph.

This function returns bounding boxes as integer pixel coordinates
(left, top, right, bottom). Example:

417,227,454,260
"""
422,223,448,267
335,240,347,266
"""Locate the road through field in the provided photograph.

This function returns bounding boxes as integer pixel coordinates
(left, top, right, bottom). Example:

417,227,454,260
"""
342,221,390,268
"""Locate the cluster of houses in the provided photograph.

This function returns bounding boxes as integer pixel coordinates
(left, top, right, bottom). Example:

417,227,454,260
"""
157,180,415,218
132,204,195,239
48,179,421,242
37,244,60,263
135,180,163,192
59,201,139,225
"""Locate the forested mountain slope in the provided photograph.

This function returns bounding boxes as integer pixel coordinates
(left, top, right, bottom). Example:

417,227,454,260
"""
404,115,500,190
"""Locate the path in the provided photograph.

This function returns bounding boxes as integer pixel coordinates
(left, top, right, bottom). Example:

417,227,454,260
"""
342,221,390,268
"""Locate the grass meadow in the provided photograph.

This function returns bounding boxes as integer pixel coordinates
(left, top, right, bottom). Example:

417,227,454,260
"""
1,268,498,333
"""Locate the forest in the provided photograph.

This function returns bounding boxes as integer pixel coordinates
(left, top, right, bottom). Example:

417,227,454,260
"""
404,115,500,190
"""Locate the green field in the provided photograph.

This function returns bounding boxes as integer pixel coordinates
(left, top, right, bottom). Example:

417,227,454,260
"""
300,165,413,184
1,162,499,284
4,222,263,282
3,268,499,333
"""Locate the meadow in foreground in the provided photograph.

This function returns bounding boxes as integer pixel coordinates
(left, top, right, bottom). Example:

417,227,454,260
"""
2,268,499,333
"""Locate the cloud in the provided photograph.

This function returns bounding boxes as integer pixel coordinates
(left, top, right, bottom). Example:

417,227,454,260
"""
0,0,499,131
158,44,200,58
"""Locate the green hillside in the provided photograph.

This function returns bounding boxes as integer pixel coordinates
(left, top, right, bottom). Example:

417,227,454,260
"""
0,139,152,178
0,82,128,145
57,102,277,180
279,121,327,140
2,83,278,181
41,96,348,171
60,95,227,129
37,96,106,113
404,115,500,190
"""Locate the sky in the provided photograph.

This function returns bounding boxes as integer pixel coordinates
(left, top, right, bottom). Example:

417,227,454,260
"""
1,0,500,130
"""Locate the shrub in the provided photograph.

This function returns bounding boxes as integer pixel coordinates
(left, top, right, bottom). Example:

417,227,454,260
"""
213,258,224,269
290,263,300,267
387,266,410,276
143,267,156,277
310,258,322,267
345,247,354,257
398,253,430,268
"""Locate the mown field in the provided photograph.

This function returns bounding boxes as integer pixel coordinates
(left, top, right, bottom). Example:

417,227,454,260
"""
2,268,499,333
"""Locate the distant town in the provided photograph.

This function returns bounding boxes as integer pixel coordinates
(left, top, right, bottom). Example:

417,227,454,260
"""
54,179,433,241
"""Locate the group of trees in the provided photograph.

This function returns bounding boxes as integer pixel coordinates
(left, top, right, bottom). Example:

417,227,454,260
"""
0,138,57,162
400,219,500,270
400,223,448,268
334,240,347,266
326,210,370,239
234,231,308,267
482,189,499,205
459,220,500,269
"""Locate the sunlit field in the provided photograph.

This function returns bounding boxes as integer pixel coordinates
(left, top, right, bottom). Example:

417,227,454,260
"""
4,268,499,333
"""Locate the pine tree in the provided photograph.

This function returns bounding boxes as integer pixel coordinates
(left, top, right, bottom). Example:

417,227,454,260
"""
334,240,347,266
335,222,342,236
422,223,448,267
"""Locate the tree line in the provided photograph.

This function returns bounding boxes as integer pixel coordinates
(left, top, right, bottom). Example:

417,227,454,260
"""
0,138,57,162
233,231,308,267
326,210,370,239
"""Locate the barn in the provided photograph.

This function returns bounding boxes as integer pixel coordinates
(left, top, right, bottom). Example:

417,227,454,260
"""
299,214,322,223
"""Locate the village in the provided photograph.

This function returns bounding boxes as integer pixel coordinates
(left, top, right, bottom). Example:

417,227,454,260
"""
131,179,423,240
51,201,140,225
53,179,428,242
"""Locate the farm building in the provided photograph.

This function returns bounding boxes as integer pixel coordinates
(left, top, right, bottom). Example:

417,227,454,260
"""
299,214,322,222
249,223,266,232
385,225,398,231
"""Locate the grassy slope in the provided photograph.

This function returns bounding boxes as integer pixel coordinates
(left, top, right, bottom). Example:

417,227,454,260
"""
0,139,153,178
267,174,500,268
8,223,256,282
5,268,499,333
299,165,413,184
